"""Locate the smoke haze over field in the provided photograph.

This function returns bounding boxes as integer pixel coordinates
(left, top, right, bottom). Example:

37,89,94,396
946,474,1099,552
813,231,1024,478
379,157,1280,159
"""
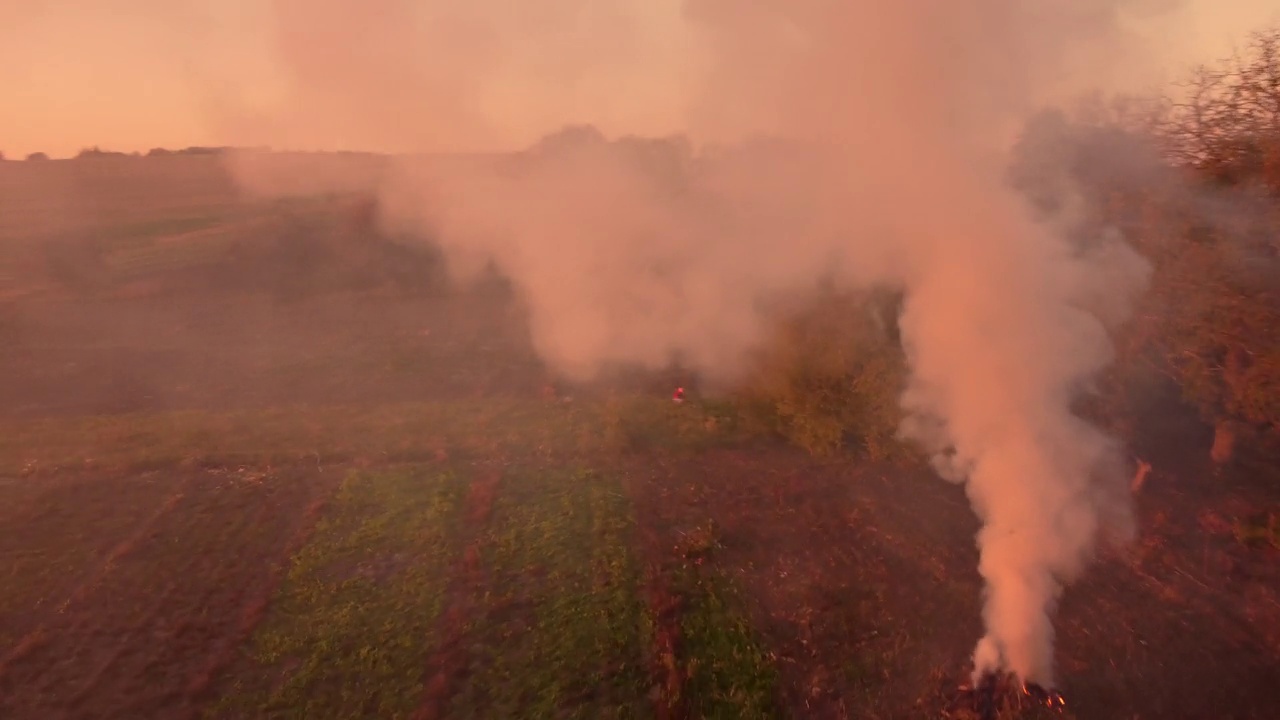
227,0,1169,687
5,0,1269,689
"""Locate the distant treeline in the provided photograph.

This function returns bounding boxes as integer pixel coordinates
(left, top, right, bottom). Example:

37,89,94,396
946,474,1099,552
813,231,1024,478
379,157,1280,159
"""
142,146,237,157
0,146,236,161
1,146,299,161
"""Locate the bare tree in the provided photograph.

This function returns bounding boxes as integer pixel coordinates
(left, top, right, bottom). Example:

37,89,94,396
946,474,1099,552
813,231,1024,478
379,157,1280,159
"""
1147,27,1280,463
1012,29,1280,465
1163,28,1280,193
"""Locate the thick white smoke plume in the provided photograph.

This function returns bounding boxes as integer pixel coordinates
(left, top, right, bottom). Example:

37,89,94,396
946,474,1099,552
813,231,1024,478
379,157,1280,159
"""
224,0,1172,686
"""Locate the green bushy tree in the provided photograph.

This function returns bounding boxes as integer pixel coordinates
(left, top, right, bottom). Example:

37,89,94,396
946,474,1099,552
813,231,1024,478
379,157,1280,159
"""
738,289,908,458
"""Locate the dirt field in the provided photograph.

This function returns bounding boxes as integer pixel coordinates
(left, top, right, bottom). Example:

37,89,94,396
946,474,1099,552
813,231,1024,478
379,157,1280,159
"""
2,403,1276,719
1,156,1277,719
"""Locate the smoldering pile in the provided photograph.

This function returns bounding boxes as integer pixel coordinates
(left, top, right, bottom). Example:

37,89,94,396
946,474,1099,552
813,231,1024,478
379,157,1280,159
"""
944,672,1067,720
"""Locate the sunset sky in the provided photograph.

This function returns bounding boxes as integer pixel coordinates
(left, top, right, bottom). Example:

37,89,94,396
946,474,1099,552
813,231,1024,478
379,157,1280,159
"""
1,0,1276,159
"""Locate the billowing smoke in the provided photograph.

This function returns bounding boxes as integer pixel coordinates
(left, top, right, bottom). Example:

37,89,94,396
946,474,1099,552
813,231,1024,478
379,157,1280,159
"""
221,0,1174,686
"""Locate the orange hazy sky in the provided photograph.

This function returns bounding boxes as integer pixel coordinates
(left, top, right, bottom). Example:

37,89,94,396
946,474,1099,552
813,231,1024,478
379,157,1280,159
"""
1,0,1276,158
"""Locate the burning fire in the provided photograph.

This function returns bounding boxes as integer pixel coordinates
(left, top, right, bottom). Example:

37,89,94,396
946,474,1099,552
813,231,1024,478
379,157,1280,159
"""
948,672,1067,719
1022,681,1067,710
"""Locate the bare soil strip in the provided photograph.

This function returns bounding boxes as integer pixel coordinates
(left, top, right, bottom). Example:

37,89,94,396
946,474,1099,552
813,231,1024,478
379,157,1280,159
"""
624,454,782,720
410,468,502,720
0,468,323,720
640,542,689,720
0,477,188,682
184,489,334,708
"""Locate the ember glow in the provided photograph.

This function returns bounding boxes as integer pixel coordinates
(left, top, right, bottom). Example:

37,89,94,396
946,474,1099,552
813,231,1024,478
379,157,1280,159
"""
953,673,1068,719
1023,681,1068,709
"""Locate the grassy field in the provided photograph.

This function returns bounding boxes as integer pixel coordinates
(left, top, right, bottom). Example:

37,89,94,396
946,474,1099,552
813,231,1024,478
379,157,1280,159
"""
1,155,1277,719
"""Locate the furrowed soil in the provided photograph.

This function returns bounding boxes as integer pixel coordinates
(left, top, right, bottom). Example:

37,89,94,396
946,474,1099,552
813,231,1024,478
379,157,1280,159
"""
0,467,334,720
623,445,1280,720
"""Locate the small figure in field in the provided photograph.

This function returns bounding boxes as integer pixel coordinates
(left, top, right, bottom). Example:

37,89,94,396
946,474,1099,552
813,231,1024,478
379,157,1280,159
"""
672,387,685,404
